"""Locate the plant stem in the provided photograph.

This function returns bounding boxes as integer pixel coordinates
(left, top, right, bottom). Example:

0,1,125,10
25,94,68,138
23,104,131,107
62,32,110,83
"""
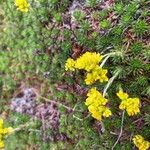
38,96,78,112
101,69,121,132
103,69,121,97
101,51,122,67
103,51,122,58
11,121,34,133
111,110,125,150
100,55,110,68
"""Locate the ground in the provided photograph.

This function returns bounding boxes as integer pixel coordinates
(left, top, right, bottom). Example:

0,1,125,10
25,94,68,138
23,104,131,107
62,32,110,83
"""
0,0,150,149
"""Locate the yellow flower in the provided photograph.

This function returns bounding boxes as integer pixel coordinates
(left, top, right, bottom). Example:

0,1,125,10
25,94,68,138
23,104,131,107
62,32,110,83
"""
85,87,108,106
116,89,129,100
0,127,13,135
75,52,103,72
117,90,140,116
15,0,30,13
133,135,150,150
99,68,108,83
92,112,102,121
0,119,4,128
0,140,4,149
65,52,108,85
125,98,140,116
0,118,13,149
85,88,111,120
102,108,112,117
119,100,126,109
120,98,140,116
85,66,108,85
88,105,102,120
65,58,76,71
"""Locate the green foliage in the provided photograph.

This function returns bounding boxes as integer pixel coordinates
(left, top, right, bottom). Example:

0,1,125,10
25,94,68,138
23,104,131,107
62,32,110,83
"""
100,19,111,29
0,0,149,149
86,0,99,7
73,10,85,21
133,19,149,36
144,114,150,126
130,42,143,54
114,3,124,14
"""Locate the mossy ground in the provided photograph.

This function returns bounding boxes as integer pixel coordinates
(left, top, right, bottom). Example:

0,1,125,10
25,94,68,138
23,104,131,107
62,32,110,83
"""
0,0,150,149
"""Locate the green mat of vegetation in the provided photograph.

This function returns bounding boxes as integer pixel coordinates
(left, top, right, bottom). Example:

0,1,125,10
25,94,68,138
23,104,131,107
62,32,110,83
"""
0,0,150,149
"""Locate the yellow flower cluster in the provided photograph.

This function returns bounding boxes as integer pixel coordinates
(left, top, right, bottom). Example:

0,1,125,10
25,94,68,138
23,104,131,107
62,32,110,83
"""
133,135,150,150
0,119,13,148
75,52,103,71
65,58,76,71
85,88,112,120
117,89,140,116
85,66,108,85
65,52,108,85
15,0,30,12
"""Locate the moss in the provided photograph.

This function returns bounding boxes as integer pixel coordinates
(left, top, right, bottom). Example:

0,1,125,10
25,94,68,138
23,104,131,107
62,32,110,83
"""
0,0,149,149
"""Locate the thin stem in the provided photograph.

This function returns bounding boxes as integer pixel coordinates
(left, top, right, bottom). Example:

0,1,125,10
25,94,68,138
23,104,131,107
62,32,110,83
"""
100,121,105,133
10,121,34,133
100,55,110,68
73,102,83,112
101,69,121,132
103,69,121,97
103,51,122,58
38,96,77,112
73,115,83,121
111,111,125,150
73,140,80,150
101,51,123,68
